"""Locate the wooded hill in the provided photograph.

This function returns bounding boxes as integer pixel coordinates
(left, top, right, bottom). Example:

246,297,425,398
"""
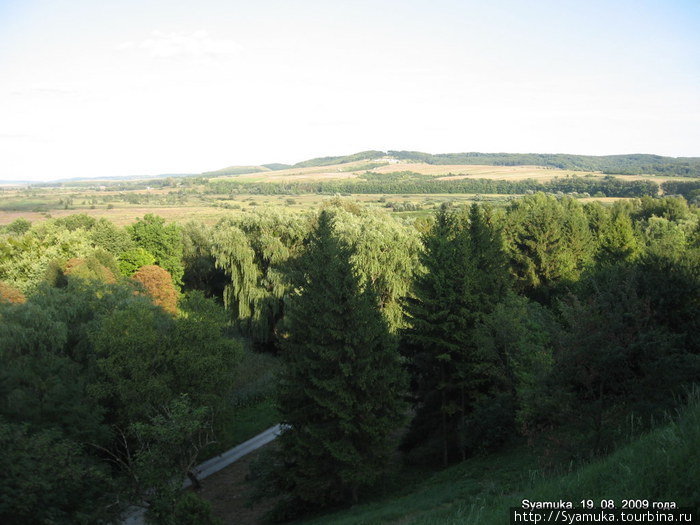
206,150,700,179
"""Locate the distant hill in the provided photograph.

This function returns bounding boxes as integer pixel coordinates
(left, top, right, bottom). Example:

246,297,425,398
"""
205,150,700,178
387,151,700,177
200,163,293,177
291,150,386,168
200,166,270,177
262,163,292,171
13,149,700,186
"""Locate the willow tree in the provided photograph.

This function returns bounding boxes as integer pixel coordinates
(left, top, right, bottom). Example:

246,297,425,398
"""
211,205,420,345
324,202,422,332
210,210,307,345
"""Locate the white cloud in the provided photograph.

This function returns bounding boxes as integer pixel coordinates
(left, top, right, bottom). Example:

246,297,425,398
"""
116,30,242,60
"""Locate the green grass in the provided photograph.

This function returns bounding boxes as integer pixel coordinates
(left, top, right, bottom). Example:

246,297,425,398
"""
202,348,281,459
302,398,700,524
222,398,278,448
204,398,278,460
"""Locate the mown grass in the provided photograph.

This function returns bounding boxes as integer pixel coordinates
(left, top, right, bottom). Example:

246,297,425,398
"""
302,398,700,524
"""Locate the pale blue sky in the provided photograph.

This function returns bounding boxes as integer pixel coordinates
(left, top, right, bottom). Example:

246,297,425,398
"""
1,0,699,180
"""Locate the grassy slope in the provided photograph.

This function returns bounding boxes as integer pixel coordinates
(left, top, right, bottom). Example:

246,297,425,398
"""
303,401,700,524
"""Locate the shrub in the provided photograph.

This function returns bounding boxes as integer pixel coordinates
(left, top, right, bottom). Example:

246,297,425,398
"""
132,265,179,314
0,281,26,303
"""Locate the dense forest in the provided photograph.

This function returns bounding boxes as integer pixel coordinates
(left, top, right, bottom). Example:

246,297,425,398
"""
0,193,698,523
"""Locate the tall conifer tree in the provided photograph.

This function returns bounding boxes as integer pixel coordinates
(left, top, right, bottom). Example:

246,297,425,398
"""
274,210,406,515
402,204,513,464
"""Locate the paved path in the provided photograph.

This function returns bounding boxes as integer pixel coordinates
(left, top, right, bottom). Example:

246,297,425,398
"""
183,424,282,488
123,424,283,524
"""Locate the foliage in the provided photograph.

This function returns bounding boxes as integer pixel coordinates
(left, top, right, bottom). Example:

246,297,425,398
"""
302,396,700,525
0,224,94,292
292,150,385,168
211,210,308,345
123,396,215,523
662,180,700,202
168,493,222,525
207,174,659,198
0,297,107,443
89,294,239,427
0,191,697,522
63,256,118,284
642,217,687,260
471,294,554,448
54,213,97,231
0,280,241,522
181,220,227,297
402,204,514,464
523,263,700,460
119,247,157,276
0,281,25,303
133,265,179,314
633,195,692,222
588,202,641,265
326,202,422,331
0,419,115,525
4,218,31,235
503,193,594,301
89,218,134,255
128,214,184,286
270,211,407,517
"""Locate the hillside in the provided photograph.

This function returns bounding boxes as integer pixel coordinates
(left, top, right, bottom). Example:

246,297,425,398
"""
205,151,700,181
387,151,700,177
300,398,700,524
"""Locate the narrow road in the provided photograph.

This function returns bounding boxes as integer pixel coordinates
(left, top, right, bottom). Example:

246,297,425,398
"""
123,424,283,524
183,424,282,488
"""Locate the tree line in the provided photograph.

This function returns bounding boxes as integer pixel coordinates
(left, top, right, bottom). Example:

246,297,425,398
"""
207,174,661,198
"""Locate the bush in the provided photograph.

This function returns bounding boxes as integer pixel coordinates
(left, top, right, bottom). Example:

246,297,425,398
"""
132,265,179,314
118,247,156,276
0,281,26,303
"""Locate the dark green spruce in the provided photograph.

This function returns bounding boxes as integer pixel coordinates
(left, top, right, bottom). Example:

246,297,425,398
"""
402,204,513,465
273,210,407,516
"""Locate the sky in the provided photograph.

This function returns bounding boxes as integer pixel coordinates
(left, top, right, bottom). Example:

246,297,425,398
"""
1,0,699,181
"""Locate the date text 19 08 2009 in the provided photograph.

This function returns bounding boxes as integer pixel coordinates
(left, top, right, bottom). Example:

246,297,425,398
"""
520,500,680,510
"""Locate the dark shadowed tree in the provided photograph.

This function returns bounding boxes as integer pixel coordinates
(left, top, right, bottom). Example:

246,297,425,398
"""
272,210,406,518
402,204,515,464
